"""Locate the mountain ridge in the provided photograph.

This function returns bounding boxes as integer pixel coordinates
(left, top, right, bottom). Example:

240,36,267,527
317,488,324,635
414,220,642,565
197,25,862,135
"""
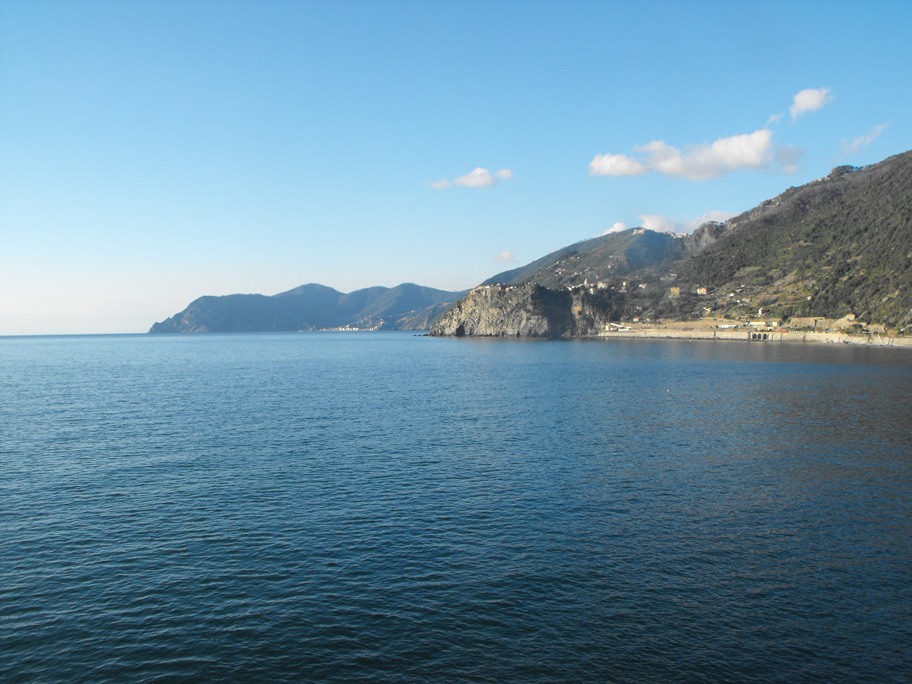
150,283,466,333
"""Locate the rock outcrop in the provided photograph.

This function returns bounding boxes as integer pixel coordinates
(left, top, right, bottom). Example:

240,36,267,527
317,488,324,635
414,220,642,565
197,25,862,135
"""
430,283,620,338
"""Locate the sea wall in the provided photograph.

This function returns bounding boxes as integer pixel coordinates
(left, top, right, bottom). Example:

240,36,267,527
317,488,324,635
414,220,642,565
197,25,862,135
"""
599,328,912,348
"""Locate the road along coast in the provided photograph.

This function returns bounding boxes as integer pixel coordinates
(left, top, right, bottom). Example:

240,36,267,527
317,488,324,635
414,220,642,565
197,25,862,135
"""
599,322,912,348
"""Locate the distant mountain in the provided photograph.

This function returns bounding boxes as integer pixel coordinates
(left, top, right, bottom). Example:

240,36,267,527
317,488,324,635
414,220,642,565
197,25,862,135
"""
150,283,466,333
433,149,912,337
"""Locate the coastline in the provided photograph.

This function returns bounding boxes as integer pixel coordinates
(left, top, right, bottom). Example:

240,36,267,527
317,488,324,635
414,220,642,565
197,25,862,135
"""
597,325,912,348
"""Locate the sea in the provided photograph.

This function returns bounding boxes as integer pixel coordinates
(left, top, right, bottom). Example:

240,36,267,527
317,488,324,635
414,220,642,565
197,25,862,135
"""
1,331,911,683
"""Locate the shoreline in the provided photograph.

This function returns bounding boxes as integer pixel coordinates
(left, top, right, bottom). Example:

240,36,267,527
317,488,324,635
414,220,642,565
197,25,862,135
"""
597,326,912,348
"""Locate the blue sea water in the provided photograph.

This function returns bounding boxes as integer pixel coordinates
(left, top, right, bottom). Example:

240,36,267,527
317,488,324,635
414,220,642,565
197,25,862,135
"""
1,332,911,682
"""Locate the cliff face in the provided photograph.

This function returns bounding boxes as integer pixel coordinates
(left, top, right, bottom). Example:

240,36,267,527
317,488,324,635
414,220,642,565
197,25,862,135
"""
429,283,619,338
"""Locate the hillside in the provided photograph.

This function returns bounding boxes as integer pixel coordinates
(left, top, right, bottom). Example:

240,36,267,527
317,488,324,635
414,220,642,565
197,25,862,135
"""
482,229,687,289
433,149,912,337
680,151,912,325
150,283,465,333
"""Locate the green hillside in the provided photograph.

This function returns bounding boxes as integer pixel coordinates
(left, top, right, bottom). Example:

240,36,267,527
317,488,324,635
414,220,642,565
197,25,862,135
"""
681,151,912,325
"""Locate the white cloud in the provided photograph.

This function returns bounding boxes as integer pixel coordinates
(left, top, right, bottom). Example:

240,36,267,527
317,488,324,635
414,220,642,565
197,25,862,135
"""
602,221,628,235
842,123,888,156
765,112,784,127
590,91,839,183
639,129,775,180
494,251,516,263
636,210,735,235
686,210,736,232
639,214,680,234
589,153,648,177
790,87,834,120
455,167,497,187
432,167,513,189
591,129,784,181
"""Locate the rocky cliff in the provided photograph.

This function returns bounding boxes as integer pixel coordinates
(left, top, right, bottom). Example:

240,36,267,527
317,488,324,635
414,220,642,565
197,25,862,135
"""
429,283,621,338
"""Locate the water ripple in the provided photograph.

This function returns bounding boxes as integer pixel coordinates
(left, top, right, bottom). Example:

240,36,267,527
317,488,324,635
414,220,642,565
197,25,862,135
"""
1,334,911,682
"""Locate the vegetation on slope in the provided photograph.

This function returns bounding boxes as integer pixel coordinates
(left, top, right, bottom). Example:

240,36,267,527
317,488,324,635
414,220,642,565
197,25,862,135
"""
438,149,912,335
682,151,912,326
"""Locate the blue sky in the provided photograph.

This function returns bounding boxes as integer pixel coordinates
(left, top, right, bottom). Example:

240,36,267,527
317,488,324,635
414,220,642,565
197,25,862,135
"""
1,0,910,334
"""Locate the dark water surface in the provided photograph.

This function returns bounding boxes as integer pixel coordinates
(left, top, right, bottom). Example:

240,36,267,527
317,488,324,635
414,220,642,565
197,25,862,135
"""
2,333,911,682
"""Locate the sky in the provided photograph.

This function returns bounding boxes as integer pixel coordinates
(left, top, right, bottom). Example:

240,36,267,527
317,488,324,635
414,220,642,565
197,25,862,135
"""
1,0,910,334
